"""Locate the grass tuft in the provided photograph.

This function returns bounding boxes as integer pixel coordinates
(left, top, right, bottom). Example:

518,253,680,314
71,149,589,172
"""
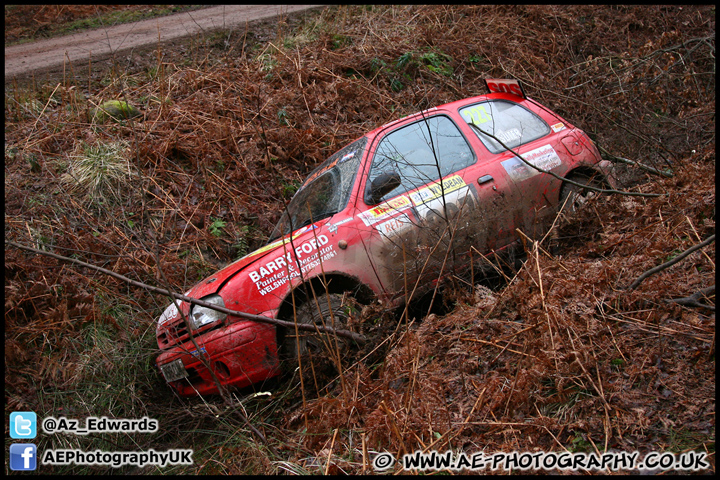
61,141,137,205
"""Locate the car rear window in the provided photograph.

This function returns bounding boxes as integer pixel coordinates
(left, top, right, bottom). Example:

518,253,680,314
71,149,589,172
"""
459,100,550,154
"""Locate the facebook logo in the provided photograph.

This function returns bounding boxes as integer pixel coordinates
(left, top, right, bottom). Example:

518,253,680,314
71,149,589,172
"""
10,411,37,439
10,444,37,471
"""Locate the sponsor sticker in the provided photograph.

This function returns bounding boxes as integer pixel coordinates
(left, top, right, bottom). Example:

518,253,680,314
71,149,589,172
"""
246,235,340,296
249,234,330,282
409,175,466,206
496,128,522,144
414,185,473,222
501,144,562,182
359,195,412,226
328,216,353,233
551,122,566,133
376,212,413,238
158,301,181,325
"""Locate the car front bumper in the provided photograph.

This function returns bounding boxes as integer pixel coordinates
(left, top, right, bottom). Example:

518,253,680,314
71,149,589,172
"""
156,320,280,396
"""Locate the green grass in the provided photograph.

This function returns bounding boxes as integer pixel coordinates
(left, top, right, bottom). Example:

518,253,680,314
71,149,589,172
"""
6,297,162,473
666,426,715,453
4,291,281,474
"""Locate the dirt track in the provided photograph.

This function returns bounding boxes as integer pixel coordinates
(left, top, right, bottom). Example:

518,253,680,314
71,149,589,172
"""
4,5,323,83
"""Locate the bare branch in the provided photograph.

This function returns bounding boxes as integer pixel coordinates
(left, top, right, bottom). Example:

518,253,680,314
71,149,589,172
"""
628,235,715,290
666,285,715,311
598,145,674,178
5,239,367,344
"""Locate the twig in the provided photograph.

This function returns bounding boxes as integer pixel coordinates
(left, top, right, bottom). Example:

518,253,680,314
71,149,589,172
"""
607,313,713,343
666,285,715,311
325,428,339,475
460,337,536,358
598,145,673,178
152,247,233,405
423,383,488,454
628,234,715,290
685,216,715,267
470,246,510,283
533,241,558,372
24,82,61,151
380,400,408,456
514,228,570,273
5,239,367,343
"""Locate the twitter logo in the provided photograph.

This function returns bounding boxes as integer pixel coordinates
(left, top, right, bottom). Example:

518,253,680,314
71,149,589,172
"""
10,412,37,439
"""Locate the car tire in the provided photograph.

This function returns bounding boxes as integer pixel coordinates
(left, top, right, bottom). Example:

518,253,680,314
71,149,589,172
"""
281,293,354,360
559,172,607,215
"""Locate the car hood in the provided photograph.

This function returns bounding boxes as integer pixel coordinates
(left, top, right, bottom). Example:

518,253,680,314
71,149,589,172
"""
183,224,321,300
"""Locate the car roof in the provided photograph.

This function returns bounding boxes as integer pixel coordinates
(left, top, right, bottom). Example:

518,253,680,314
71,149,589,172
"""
363,92,529,141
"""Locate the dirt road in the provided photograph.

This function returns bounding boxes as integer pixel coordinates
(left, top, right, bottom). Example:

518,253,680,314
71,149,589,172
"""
5,5,323,82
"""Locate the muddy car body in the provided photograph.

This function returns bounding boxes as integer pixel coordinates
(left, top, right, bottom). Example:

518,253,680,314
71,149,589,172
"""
157,80,613,396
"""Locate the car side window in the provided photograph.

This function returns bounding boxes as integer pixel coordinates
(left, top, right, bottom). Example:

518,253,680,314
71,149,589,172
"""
459,100,550,154
367,115,475,203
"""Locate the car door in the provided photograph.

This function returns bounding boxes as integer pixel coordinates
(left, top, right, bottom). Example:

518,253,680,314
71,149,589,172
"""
356,113,487,303
458,99,560,241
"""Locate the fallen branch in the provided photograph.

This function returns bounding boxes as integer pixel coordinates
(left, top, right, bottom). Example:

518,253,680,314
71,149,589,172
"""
5,239,367,344
628,234,715,290
666,285,715,311
598,145,673,178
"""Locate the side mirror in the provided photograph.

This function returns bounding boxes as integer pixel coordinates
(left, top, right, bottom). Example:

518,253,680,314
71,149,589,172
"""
366,172,402,205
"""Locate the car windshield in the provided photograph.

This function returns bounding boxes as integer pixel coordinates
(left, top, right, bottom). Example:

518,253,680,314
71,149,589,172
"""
269,137,366,241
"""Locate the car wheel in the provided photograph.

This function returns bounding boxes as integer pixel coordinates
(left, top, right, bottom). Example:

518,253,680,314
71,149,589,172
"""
559,172,607,215
281,293,355,360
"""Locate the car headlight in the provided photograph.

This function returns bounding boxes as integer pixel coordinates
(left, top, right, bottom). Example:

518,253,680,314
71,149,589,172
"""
190,294,227,330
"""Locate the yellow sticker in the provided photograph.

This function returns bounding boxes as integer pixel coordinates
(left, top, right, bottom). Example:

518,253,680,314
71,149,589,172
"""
409,175,467,205
551,122,566,133
359,195,412,226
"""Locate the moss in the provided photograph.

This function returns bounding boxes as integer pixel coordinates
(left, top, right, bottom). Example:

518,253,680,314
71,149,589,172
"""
89,100,141,123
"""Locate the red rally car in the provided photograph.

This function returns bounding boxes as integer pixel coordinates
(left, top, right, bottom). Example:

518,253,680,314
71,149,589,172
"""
156,79,615,396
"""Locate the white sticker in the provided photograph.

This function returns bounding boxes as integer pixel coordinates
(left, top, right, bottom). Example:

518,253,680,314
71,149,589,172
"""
376,212,413,238
496,128,522,144
159,300,182,325
501,144,562,182
328,216,353,233
248,235,329,283
359,195,412,226
414,185,473,222
408,175,466,206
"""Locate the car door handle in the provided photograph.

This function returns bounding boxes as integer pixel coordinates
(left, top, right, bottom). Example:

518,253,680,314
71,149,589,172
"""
478,175,493,185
